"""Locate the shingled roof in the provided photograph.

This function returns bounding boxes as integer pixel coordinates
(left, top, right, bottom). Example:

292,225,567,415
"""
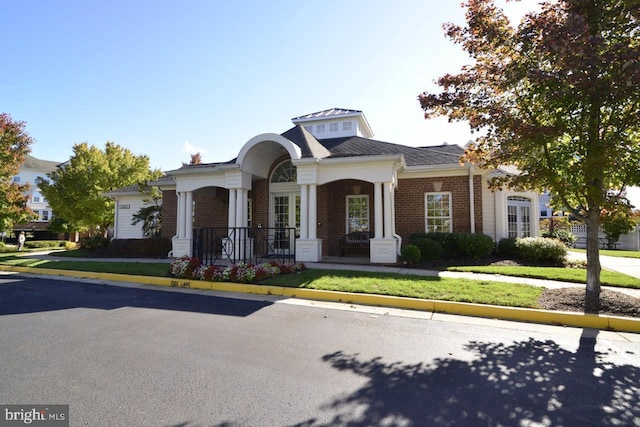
281,127,463,166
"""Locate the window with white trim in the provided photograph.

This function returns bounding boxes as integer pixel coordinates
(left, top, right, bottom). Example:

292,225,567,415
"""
425,192,452,232
346,195,369,234
316,124,325,133
329,123,339,132
342,121,352,131
507,196,531,238
42,210,49,221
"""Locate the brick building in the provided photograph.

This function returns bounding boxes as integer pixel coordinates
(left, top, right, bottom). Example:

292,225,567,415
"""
147,108,539,264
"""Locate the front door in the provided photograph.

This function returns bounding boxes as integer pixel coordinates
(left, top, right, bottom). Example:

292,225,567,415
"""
271,193,300,252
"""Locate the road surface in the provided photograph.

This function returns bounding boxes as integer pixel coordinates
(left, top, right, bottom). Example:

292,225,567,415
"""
1,272,639,426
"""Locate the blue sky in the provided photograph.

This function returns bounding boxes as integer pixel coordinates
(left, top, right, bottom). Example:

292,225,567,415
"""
3,0,639,206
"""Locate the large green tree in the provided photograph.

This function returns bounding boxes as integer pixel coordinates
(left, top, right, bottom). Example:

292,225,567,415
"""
0,113,35,232
419,0,640,312
39,142,159,236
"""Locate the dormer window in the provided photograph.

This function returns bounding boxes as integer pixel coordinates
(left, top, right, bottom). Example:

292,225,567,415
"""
330,123,339,132
342,121,352,131
316,124,325,133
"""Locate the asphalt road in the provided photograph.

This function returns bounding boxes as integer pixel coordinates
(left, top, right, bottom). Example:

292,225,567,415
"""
1,273,639,427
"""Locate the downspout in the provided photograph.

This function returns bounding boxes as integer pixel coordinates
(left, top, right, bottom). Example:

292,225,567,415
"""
391,164,403,256
469,165,475,233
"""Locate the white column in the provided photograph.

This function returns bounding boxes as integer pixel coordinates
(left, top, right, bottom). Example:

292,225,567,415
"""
176,192,184,238
383,182,393,238
469,167,476,233
236,189,247,228
228,188,237,229
185,191,193,239
309,184,317,239
374,182,383,239
300,184,309,239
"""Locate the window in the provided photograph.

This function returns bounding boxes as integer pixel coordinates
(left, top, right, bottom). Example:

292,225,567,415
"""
346,195,369,233
42,210,49,221
507,196,531,238
32,192,41,203
540,210,548,217
316,124,326,133
13,176,20,183
425,193,452,232
271,160,297,183
342,121,352,131
329,123,339,132
247,199,252,228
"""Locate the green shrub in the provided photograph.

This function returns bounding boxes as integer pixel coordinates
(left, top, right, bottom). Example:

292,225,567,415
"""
516,237,567,265
24,240,68,248
106,238,172,258
413,238,443,262
400,244,421,264
541,229,576,246
80,236,110,250
0,241,5,248
410,232,455,256
64,241,77,250
498,238,519,258
452,233,494,259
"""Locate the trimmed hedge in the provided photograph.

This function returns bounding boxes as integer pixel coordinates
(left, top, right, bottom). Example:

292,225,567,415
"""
409,232,494,260
498,237,519,258
516,237,567,265
106,238,172,258
412,238,443,262
452,233,494,259
400,244,421,264
24,240,68,248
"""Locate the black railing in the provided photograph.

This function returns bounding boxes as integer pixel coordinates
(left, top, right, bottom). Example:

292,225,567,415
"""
192,227,297,266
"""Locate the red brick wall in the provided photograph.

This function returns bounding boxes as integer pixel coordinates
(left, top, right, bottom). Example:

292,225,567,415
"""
317,180,374,256
250,179,269,228
161,190,176,239
394,175,484,241
193,188,229,228
161,169,485,253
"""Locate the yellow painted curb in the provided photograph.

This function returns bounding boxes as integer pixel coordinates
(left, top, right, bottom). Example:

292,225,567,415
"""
3,265,639,333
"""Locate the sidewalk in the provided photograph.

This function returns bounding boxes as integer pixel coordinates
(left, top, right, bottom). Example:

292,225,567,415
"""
19,251,640,298
5,251,640,334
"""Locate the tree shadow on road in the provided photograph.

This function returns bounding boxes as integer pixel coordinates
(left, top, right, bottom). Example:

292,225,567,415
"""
0,275,272,317
291,332,639,426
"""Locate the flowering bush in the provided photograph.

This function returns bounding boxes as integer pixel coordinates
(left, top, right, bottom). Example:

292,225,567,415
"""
168,257,305,283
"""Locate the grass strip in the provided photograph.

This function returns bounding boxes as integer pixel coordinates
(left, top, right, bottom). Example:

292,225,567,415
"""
448,266,640,289
569,249,640,259
2,256,170,277
260,269,543,308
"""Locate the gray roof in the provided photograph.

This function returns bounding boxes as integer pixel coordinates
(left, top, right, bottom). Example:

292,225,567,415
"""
21,155,61,172
282,128,463,166
291,108,362,122
172,127,464,174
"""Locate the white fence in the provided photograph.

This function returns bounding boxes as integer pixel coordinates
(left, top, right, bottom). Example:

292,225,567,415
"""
570,224,640,251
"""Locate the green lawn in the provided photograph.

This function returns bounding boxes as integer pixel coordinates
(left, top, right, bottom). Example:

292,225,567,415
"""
2,251,637,311
569,249,640,259
1,254,170,277
0,253,544,309
448,265,640,288
260,269,544,308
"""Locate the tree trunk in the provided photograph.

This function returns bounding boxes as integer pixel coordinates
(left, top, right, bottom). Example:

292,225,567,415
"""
584,210,601,313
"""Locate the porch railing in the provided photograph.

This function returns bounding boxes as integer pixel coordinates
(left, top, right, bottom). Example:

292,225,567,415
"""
192,227,297,266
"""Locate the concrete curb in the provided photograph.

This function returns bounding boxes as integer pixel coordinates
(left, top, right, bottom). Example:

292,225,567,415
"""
2,265,639,334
